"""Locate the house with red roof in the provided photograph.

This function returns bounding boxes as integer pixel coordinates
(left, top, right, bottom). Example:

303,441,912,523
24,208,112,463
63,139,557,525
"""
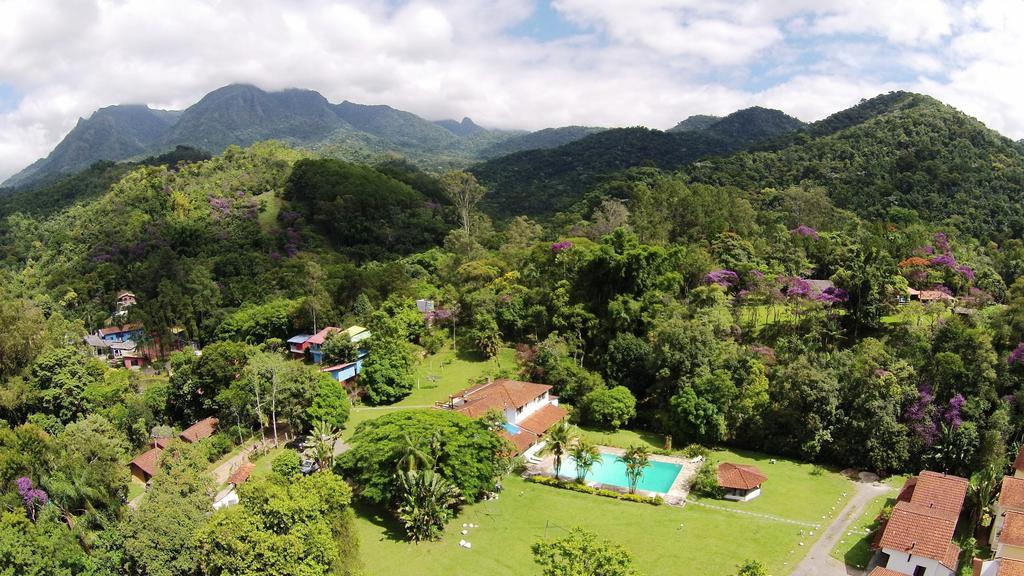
975,447,1024,575
717,462,767,501
873,470,968,576
293,325,370,364
180,417,218,443
440,378,567,457
129,447,163,483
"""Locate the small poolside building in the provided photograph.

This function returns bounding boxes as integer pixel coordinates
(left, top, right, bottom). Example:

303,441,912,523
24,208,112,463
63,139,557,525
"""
717,462,767,501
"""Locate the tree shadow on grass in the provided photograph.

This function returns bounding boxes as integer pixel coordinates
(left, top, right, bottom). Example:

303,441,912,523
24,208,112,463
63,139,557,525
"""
354,501,408,543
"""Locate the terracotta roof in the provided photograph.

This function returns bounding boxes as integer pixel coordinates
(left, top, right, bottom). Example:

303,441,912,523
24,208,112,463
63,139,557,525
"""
877,500,959,568
98,323,142,336
717,463,767,491
868,568,909,576
306,326,339,346
180,417,218,443
129,447,163,478
451,379,552,418
1000,476,1024,510
1001,511,1024,547
1014,445,1024,473
227,462,255,486
912,471,968,514
919,290,956,302
997,558,1024,576
896,476,918,503
153,437,173,449
518,404,568,435
499,429,539,455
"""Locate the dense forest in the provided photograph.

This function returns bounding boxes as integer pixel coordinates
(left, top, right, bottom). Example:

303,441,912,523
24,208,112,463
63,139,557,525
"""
4,91,1024,574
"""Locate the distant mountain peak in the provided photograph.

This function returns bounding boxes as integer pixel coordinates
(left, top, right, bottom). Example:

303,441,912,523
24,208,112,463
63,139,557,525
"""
435,117,485,137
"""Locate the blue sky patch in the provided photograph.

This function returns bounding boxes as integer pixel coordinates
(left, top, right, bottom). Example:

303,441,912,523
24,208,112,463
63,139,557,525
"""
509,1,583,41
0,83,22,113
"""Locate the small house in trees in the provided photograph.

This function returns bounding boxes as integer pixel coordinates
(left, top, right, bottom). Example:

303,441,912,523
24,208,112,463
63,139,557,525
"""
716,463,767,501
129,447,162,483
321,359,364,383
303,325,370,364
440,378,567,456
115,290,137,318
287,334,312,358
873,470,967,576
180,417,218,443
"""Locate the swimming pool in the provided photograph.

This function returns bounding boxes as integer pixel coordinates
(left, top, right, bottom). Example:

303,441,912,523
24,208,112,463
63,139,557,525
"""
503,422,522,434
565,452,682,493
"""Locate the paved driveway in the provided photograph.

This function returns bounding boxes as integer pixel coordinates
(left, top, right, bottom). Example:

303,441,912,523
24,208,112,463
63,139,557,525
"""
789,478,893,576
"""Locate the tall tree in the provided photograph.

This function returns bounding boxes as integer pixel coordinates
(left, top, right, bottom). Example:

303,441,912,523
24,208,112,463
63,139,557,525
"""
440,171,487,233
532,528,642,576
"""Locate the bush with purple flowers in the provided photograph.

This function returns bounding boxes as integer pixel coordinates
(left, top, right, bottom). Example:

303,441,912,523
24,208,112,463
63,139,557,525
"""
704,269,739,287
790,225,820,240
16,476,48,520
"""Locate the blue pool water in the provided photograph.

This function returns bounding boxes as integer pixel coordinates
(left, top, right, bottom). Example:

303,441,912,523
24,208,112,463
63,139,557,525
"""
503,422,522,434
566,452,682,493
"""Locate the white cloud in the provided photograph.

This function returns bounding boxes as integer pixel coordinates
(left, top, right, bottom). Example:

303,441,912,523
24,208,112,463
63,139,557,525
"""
0,0,1022,183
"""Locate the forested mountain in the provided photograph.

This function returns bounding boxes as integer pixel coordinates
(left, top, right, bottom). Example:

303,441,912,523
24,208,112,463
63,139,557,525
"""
687,93,1024,240
472,107,804,216
2,84,518,188
478,125,607,159
162,85,347,153
4,104,179,187
668,114,721,132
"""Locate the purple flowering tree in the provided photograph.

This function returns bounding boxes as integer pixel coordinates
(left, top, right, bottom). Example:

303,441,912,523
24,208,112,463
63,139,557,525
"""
943,394,965,428
703,269,740,287
790,225,820,240
1008,343,1024,367
904,385,939,448
16,477,48,520
550,240,573,253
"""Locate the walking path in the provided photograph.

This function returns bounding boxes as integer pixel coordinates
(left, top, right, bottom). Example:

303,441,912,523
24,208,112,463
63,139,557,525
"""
789,478,893,576
685,499,823,528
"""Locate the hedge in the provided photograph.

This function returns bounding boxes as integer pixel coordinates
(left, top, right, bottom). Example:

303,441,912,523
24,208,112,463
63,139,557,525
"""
527,476,664,505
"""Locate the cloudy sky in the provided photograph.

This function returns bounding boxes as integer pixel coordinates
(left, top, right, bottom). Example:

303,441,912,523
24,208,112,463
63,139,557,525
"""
1,0,1023,181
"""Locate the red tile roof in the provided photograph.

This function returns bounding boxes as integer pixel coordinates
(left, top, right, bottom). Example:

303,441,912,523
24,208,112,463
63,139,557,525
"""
180,417,218,443
1000,476,1024,510
451,379,552,418
912,471,968,514
306,326,339,346
717,463,767,491
499,429,539,455
227,462,255,486
1014,445,1024,473
518,404,568,436
876,471,966,570
98,323,142,336
998,558,1024,576
877,501,960,568
869,568,910,576
129,447,163,479
1001,511,1024,547
153,437,173,449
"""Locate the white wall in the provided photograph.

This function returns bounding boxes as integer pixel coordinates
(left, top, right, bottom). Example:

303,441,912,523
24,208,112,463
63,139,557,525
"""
881,548,954,576
514,391,551,423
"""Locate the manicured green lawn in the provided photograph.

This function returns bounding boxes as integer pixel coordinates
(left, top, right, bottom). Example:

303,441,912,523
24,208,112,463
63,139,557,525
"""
356,474,835,576
578,427,666,451
342,346,515,441
830,493,895,569
692,449,852,524
249,446,285,480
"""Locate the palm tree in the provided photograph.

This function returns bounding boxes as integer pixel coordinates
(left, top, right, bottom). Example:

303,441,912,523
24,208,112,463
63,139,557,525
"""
569,439,601,484
619,445,651,494
396,469,462,541
394,433,434,473
311,420,339,470
542,421,576,480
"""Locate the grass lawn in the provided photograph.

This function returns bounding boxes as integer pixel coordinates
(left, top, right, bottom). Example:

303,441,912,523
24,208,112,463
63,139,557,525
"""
693,449,853,524
578,427,666,451
356,474,837,576
341,346,515,441
248,446,286,481
830,493,895,569
127,481,146,501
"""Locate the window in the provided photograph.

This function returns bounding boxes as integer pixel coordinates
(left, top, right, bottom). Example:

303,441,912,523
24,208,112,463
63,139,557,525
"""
913,566,926,576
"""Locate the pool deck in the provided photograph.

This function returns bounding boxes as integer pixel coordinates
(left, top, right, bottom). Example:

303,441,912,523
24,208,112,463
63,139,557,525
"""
526,445,699,506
